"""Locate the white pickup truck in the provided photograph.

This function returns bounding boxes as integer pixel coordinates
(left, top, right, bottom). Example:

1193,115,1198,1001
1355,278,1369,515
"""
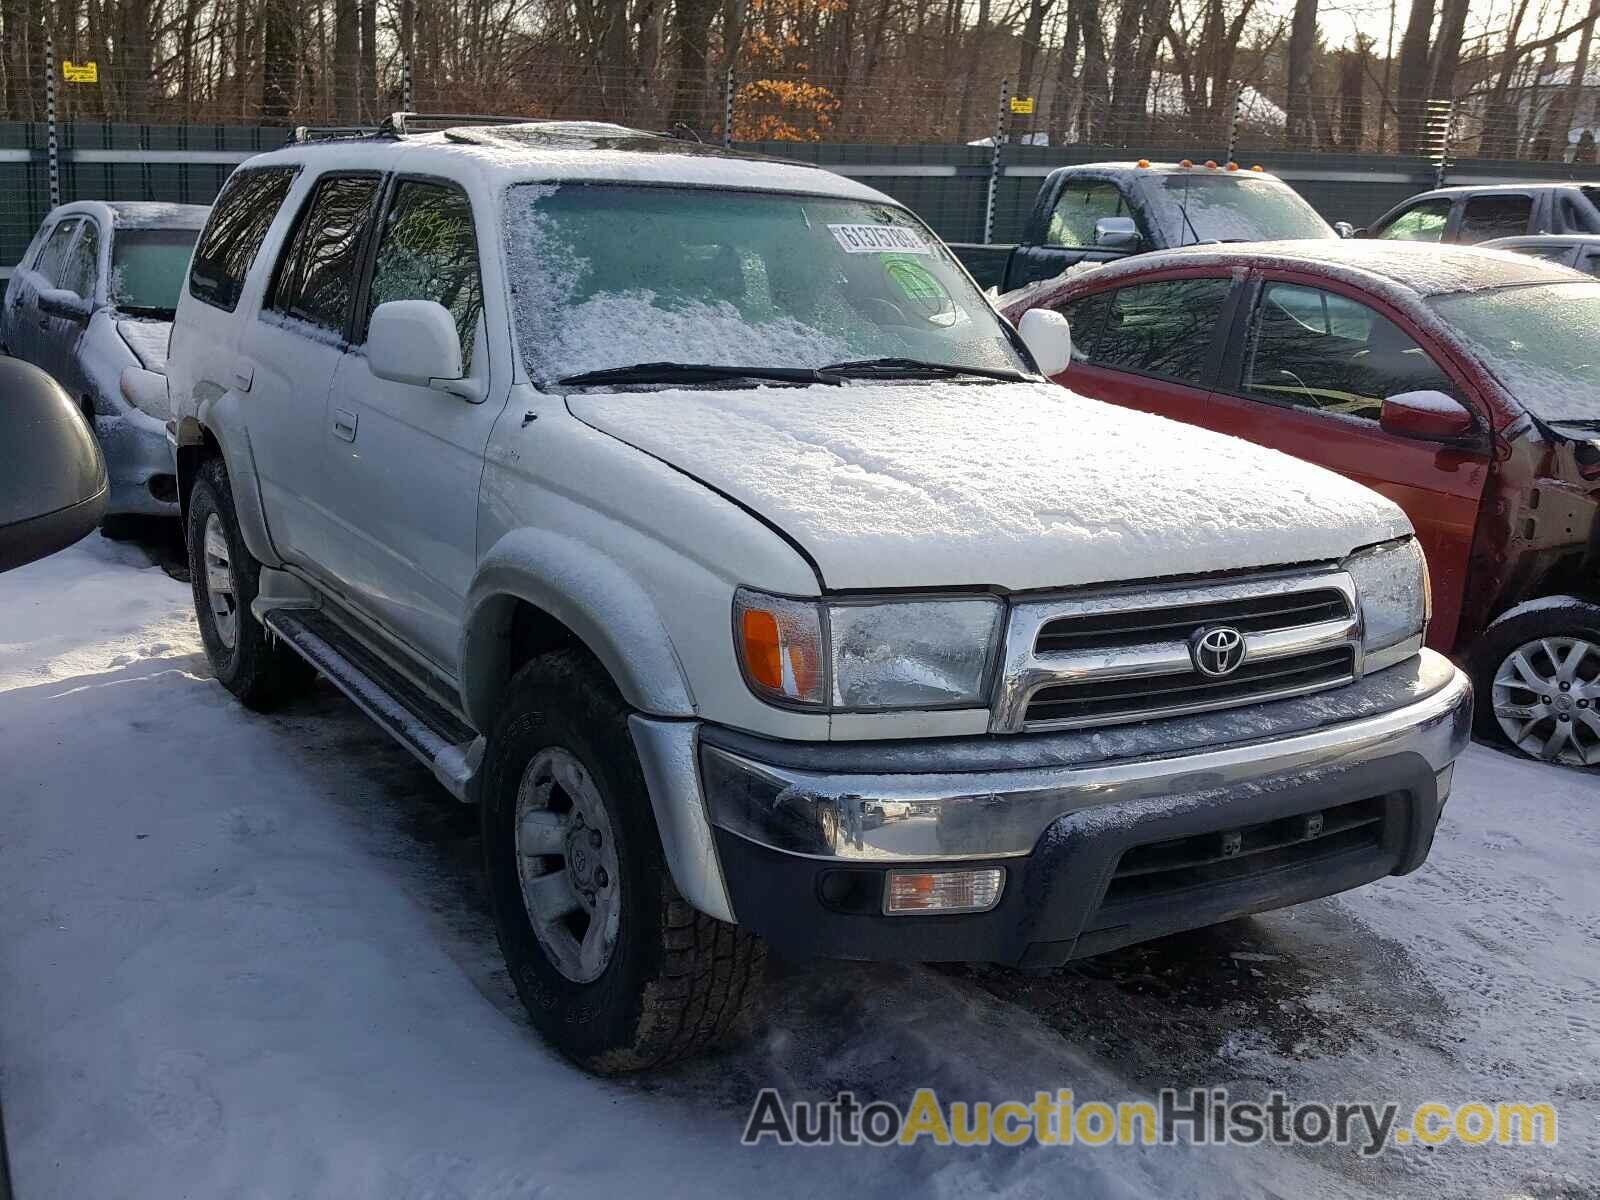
166,117,1472,1074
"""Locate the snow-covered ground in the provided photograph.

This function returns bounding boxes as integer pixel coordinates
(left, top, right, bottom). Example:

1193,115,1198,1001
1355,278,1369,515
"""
1,534,1595,1198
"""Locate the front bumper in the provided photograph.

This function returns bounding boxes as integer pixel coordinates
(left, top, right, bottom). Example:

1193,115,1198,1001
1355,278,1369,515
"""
96,407,178,517
630,651,1472,965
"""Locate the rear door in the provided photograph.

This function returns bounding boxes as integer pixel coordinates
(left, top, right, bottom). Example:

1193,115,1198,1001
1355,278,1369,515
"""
318,176,504,673
1039,272,1237,424
1202,274,1491,649
49,215,103,397
240,170,384,573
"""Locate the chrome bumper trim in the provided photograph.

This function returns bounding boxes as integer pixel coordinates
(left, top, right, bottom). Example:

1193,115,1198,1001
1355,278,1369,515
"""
703,655,1472,863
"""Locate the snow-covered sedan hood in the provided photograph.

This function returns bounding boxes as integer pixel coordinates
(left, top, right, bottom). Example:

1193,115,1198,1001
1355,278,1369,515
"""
116,318,171,373
570,381,1412,591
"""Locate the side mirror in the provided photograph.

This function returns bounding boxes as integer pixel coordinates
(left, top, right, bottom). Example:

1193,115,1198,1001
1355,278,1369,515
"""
1334,221,1356,239
1094,216,1141,252
0,358,107,571
367,300,476,398
1017,308,1073,376
1379,390,1475,440
38,287,92,323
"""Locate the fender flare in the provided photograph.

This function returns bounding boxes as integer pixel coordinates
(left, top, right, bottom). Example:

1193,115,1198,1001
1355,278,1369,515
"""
174,401,281,567
460,529,697,729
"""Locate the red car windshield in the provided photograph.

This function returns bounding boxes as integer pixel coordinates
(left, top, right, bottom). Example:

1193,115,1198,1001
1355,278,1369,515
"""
1429,281,1600,425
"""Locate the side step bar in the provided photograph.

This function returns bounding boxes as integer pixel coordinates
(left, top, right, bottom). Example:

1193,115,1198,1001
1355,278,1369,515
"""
263,608,483,801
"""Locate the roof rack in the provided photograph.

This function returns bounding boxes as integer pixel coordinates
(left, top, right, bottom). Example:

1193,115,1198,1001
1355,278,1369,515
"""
290,111,535,144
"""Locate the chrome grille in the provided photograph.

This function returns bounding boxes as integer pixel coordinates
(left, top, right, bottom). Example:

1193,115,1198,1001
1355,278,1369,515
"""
991,570,1361,733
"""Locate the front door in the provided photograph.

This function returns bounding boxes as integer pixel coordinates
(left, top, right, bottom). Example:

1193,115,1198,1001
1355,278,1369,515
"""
1203,276,1491,650
319,177,505,676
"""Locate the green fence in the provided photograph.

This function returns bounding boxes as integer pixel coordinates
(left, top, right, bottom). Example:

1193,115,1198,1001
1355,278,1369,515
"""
8,122,1600,272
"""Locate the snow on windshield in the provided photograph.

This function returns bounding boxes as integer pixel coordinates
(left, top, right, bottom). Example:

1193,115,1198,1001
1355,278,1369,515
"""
1154,176,1332,245
1430,281,1600,424
503,183,1025,385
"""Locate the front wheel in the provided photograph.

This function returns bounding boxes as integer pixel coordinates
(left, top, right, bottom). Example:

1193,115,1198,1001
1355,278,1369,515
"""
481,650,766,1073
1472,597,1600,767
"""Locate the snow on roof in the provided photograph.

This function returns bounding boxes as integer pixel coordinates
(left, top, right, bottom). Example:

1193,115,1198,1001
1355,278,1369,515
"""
46,200,210,231
244,123,893,204
1149,73,1286,129
1076,238,1575,297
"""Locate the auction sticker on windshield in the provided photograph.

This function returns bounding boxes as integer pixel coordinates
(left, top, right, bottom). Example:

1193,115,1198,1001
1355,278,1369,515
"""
829,224,933,255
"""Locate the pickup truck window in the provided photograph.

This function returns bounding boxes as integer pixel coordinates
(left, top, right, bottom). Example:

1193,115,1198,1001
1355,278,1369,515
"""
268,173,383,336
1375,199,1451,242
1559,194,1600,233
1156,175,1331,244
1045,183,1129,248
1431,280,1600,424
1459,194,1533,244
1245,282,1453,421
364,181,483,363
1086,278,1230,384
505,183,1028,385
189,165,299,312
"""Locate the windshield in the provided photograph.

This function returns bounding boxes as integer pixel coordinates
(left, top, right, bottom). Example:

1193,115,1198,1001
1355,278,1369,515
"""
111,227,200,312
1429,281,1600,424
503,184,1028,385
1156,175,1333,245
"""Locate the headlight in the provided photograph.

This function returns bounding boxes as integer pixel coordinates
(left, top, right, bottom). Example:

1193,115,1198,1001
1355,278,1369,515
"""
1345,537,1429,666
734,587,1003,711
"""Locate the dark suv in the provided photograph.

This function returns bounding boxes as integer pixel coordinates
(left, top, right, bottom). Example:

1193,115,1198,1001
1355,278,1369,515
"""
1361,182,1600,245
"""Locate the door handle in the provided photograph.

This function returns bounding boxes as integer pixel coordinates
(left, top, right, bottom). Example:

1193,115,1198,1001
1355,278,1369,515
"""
332,408,358,442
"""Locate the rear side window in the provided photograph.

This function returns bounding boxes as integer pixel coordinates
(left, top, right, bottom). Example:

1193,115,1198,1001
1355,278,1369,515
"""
33,219,82,283
1375,199,1450,242
268,174,383,336
1046,182,1131,248
1087,278,1232,384
362,180,483,363
1559,193,1600,233
60,221,100,297
189,165,300,312
1458,194,1533,244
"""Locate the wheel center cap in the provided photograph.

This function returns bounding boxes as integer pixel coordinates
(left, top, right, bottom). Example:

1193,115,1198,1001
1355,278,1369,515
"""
566,835,595,888
1556,694,1573,713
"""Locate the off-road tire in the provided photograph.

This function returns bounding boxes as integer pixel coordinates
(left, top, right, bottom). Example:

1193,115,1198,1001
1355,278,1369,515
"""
1470,597,1600,766
186,456,314,710
481,650,766,1073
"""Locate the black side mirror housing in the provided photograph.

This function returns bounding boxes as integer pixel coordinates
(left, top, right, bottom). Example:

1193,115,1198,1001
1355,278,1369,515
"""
0,358,107,571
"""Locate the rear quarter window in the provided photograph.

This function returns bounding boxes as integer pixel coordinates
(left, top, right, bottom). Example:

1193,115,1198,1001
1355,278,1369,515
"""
188,165,301,312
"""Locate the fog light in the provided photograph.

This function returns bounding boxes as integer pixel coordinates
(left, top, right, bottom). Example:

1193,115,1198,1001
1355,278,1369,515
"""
884,868,1004,915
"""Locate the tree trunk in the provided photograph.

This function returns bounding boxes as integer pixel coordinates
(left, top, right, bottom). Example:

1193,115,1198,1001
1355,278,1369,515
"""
667,0,716,132
1552,0,1600,159
1285,0,1319,146
1014,0,1056,143
361,0,377,121
1049,0,1082,144
334,0,359,122
1336,44,1365,148
1076,0,1110,141
1427,0,1470,102
954,0,992,141
1394,0,1435,154
263,0,296,121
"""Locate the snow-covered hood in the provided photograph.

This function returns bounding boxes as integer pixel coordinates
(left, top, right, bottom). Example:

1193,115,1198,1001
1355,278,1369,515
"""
570,382,1412,591
116,318,171,373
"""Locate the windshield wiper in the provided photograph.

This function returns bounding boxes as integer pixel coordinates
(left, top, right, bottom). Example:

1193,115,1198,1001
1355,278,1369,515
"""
820,356,1032,383
557,361,841,388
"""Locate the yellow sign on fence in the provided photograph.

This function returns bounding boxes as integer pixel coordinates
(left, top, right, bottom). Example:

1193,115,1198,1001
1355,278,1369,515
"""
62,61,99,84
1009,96,1035,115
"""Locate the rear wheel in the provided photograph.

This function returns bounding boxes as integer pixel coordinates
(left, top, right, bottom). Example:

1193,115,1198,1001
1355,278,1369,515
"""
1472,598,1600,767
481,650,766,1073
186,456,314,710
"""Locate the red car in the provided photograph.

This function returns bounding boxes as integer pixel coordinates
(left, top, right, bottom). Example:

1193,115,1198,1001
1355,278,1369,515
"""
1003,241,1600,767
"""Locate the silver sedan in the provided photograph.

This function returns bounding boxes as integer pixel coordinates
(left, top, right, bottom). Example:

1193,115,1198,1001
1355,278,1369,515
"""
2,201,208,519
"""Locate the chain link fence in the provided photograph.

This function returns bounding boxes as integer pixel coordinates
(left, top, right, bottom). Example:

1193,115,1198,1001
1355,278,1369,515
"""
8,46,1600,273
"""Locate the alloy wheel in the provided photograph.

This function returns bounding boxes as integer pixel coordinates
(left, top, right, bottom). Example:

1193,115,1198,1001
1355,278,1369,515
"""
1492,636,1600,767
514,747,623,983
202,513,239,650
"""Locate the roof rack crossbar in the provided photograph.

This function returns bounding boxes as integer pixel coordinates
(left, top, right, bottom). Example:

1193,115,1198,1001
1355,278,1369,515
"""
289,112,535,144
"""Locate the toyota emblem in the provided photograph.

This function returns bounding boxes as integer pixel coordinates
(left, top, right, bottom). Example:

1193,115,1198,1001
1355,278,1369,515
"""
1190,626,1247,678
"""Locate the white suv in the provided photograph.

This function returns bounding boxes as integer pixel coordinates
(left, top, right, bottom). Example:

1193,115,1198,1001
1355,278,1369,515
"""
167,118,1472,1073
